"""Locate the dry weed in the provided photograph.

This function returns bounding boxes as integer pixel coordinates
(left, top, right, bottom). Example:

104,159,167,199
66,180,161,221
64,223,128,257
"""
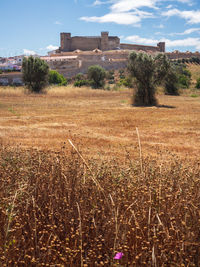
0,144,199,266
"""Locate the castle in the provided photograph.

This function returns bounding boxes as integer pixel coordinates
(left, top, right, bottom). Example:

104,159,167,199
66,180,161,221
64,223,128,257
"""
1,31,200,85
39,31,199,78
58,31,165,53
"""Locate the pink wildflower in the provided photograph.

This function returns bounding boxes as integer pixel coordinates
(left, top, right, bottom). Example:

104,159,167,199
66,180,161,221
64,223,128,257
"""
114,252,124,259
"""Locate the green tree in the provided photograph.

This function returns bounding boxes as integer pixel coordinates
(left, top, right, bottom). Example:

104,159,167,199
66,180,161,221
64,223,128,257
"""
178,74,190,88
195,77,200,89
49,70,67,86
170,62,191,89
74,73,84,81
22,56,49,93
164,64,179,95
128,52,170,106
87,65,106,88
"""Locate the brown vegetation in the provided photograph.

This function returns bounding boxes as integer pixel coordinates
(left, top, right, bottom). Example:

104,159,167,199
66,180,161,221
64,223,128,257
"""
0,85,200,265
0,86,200,159
0,145,199,266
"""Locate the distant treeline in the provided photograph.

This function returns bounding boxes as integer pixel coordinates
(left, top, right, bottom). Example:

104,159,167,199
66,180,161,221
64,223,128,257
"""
172,56,200,65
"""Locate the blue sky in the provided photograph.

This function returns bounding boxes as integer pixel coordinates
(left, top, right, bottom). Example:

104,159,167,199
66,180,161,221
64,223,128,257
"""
1,0,200,57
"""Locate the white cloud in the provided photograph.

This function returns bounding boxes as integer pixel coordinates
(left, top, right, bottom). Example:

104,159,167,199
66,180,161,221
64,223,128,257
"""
155,23,164,29
163,8,200,24
182,27,200,34
126,35,159,45
93,0,102,5
81,5,154,26
46,45,59,51
125,35,200,50
23,49,36,55
82,0,197,27
54,21,62,25
92,0,109,6
110,0,158,13
81,0,157,26
170,27,200,36
165,37,200,49
81,12,141,25
166,5,173,9
177,0,193,3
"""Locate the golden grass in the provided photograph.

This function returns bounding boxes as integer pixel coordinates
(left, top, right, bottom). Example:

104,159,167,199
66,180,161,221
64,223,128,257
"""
188,63,200,82
0,85,200,160
0,86,25,96
0,83,200,266
47,85,91,96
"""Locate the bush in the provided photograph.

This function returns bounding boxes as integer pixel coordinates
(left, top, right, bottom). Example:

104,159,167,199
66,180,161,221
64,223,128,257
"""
164,68,179,95
128,52,170,106
112,84,121,91
75,73,84,81
118,77,133,88
87,65,106,89
49,70,67,86
74,79,90,87
178,74,190,88
4,69,12,73
169,62,191,89
182,68,191,78
108,80,115,84
195,77,200,89
106,70,114,80
189,57,200,64
119,69,125,79
104,84,111,90
106,70,115,85
22,56,49,93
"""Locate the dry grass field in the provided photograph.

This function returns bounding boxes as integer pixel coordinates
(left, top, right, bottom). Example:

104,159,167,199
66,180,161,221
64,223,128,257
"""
0,85,200,266
0,86,200,160
188,63,200,83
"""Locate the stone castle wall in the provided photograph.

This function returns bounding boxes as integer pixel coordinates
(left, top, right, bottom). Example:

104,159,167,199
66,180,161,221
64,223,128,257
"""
0,72,23,85
45,34,200,79
60,32,120,52
70,37,101,51
59,32,162,53
120,43,159,52
45,51,129,78
166,52,200,60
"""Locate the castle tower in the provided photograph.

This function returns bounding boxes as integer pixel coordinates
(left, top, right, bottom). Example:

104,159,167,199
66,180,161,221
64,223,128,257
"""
101,32,109,51
157,42,165,52
60,33,71,51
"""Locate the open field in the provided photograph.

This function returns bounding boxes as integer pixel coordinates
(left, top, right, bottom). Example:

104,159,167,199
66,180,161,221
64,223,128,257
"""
0,86,200,160
188,63,200,84
0,86,200,266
